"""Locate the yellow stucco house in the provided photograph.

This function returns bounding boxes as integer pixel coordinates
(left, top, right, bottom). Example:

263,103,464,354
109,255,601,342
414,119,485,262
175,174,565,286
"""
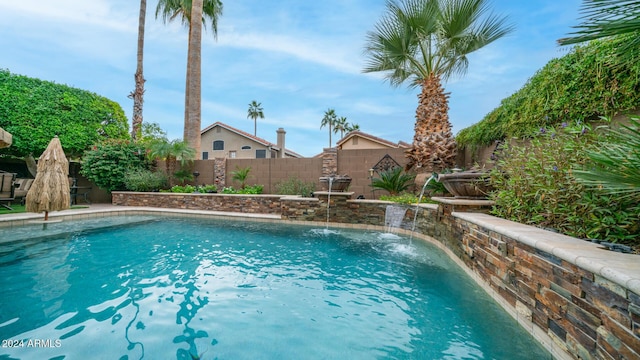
200,122,303,160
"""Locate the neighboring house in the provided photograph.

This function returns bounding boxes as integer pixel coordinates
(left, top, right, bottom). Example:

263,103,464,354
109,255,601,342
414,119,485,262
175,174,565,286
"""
200,122,303,159
335,131,410,151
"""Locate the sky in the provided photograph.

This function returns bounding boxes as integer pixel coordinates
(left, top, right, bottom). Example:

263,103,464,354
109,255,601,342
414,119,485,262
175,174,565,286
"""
0,0,584,157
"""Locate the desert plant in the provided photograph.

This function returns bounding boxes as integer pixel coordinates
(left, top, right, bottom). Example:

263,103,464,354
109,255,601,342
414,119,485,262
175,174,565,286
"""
371,167,416,196
275,177,316,197
231,166,251,189
124,169,167,192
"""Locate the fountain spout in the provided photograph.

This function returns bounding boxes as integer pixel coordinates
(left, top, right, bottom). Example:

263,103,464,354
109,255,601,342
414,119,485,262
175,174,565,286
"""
410,173,438,241
325,177,334,229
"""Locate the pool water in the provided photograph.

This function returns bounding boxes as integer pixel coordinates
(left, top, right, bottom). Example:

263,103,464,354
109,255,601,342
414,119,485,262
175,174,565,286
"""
0,216,551,359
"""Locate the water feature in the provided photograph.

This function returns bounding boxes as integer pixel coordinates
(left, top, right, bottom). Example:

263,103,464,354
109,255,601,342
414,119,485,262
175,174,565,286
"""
0,216,551,359
410,174,438,241
384,205,407,233
325,176,333,229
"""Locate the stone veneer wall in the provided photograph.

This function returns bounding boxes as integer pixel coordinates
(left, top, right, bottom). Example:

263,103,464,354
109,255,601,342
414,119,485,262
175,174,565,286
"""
112,192,282,215
112,191,640,359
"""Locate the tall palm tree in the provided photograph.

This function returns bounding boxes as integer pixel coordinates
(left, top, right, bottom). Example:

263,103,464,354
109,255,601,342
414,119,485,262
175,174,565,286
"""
320,108,337,148
333,116,348,139
363,0,513,172
156,0,223,159
130,0,146,141
247,100,264,136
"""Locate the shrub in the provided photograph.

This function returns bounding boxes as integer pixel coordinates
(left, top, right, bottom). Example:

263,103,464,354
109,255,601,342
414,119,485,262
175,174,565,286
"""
275,177,316,197
124,169,167,192
220,185,263,194
490,120,639,244
81,140,150,192
162,184,196,193
379,192,436,205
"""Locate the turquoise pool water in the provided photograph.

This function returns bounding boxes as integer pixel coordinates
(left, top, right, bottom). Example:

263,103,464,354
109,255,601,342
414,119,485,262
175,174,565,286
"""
0,216,551,359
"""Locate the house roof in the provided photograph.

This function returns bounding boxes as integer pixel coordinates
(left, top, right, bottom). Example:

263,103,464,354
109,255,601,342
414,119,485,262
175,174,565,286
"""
335,131,410,149
201,121,303,158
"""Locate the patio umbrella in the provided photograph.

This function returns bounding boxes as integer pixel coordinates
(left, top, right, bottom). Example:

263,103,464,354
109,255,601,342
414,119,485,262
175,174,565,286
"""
25,136,70,220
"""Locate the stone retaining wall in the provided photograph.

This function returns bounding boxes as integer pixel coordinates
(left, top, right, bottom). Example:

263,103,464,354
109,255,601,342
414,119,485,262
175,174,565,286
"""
112,191,640,359
112,192,282,215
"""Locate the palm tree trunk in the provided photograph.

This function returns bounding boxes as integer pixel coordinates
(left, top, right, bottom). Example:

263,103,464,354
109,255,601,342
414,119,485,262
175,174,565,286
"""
130,0,146,141
405,74,457,172
185,0,203,159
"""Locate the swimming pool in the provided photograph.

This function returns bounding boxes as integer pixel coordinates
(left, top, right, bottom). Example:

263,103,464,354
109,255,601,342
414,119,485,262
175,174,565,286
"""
0,216,551,359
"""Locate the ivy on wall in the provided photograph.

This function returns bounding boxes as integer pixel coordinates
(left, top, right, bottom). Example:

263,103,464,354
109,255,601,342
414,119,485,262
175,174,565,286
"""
0,69,129,158
457,35,640,148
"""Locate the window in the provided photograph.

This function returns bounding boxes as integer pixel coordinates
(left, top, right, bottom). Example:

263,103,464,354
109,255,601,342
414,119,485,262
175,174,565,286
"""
229,151,236,158
213,140,224,150
241,145,251,150
202,152,209,160
255,149,266,158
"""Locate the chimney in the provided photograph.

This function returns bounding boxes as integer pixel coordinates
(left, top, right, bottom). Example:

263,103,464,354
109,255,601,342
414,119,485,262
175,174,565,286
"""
276,128,286,158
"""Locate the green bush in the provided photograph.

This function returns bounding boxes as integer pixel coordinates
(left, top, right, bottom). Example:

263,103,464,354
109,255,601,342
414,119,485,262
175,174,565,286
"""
275,177,316,197
124,169,167,192
221,185,263,194
379,192,436,205
81,140,150,192
490,120,639,244
162,184,196,193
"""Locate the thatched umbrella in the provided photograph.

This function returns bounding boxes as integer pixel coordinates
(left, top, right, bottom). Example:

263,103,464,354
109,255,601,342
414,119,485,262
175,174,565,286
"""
26,136,70,220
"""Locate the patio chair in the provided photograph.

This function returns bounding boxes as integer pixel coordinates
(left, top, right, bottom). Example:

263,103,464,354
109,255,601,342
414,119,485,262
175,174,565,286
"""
0,171,17,210
14,178,34,205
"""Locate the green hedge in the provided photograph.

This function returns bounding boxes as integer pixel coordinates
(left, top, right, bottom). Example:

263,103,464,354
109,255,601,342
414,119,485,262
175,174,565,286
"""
457,35,640,148
0,69,129,158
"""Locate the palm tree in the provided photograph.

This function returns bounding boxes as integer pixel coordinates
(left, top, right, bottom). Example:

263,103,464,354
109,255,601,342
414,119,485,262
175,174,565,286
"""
363,0,513,172
371,167,416,196
156,0,223,159
247,100,264,136
558,0,640,57
345,123,360,133
130,0,146,141
333,116,348,139
148,139,196,186
320,108,337,148
231,166,251,189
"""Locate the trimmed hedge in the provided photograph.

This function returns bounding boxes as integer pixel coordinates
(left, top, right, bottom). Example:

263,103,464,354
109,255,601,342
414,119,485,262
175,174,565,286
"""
457,35,640,148
0,69,129,158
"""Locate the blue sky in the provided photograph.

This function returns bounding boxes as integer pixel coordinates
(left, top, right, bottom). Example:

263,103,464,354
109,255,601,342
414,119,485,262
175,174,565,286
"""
0,0,583,157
